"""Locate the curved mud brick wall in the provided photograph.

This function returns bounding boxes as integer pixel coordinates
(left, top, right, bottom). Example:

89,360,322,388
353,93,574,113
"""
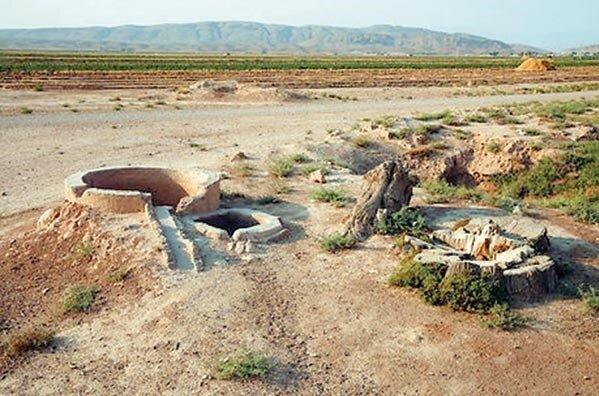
193,208,287,243
65,166,220,214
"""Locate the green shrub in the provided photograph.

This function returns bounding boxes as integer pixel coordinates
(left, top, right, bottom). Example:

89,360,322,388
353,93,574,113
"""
520,157,561,197
523,128,543,136
289,153,311,163
318,232,356,252
230,162,253,178
578,286,599,314
442,114,468,127
61,285,98,312
415,110,452,121
465,113,488,123
20,107,33,114
421,180,483,204
452,129,473,140
352,135,371,148
486,141,502,154
300,163,329,176
482,303,528,331
107,268,128,283
388,252,446,291
268,157,294,178
376,207,427,237
310,187,350,207
439,273,506,312
212,350,272,380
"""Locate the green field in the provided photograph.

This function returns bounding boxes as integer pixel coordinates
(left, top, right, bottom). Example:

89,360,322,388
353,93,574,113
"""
1,51,598,72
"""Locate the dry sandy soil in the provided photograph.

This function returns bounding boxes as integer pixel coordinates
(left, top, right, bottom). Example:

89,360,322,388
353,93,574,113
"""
0,84,598,394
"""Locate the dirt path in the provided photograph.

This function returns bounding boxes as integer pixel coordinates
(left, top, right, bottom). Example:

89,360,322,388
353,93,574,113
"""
1,89,597,217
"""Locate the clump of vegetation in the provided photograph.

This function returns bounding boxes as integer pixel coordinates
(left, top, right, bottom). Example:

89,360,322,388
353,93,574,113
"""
452,129,473,140
376,207,428,237
484,109,523,125
230,162,253,178
61,285,99,313
523,128,543,136
75,243,95,260
352,135,372,148
310,187,350,207
442,113,468,127
300,163,329,176
20,106,33,114
268,157,294,178
481,303,528,331
113,103,124,111
421,180,483,204
212,350,272,380
371,115,396,128
415,109,452,122
1,327,55,360
289,153,311,163
34,85,44,92
255,195,281,205
465,113,488,123
486,141,502,154
107,268,128,283
319,232,356,252
578,285,599,314
389,254,506,312
484,141,598,223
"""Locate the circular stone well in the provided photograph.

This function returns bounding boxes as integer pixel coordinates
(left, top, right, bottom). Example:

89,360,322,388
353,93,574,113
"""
193,208,287,243
65,166,220,214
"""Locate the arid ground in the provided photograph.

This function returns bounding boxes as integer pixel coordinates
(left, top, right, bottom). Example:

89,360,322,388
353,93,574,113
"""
0,75,598,395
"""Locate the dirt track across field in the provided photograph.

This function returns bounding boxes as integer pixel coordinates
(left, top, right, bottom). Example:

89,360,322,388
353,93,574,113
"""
2,66,599,90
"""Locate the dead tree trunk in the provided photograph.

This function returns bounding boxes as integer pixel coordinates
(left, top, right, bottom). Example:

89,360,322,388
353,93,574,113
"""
345,161,413,241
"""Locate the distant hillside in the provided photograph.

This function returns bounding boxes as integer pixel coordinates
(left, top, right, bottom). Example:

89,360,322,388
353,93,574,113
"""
565,44,599,54
0,21,545,55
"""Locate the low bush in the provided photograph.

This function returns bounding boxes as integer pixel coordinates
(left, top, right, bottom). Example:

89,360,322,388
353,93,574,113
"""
61,285,99,313
465,113,488,123
268,157,294,178
310,187,350,207
415,110,452,121
255,195,281,205
352,135,372,148
1,327,55,359
376,207,428,237
486,141,502,154
212,350,272,380
578,285,599,314
389,254,506,312
318,232,356,252
482,303,528,331
289,153,311,163
421,180,483,204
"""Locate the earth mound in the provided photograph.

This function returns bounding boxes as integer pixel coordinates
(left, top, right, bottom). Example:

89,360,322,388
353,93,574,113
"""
516,58,556,72
187,79,310,102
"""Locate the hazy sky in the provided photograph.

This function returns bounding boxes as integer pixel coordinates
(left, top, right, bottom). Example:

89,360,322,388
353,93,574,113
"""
2,0,598,50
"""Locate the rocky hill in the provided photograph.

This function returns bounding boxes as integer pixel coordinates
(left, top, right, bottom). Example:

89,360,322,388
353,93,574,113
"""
0,21,544,55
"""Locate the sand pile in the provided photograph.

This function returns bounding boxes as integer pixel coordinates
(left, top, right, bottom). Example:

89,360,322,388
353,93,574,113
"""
516,58,556,72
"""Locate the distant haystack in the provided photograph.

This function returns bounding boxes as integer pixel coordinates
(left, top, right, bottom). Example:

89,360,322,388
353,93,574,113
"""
516,58,556,72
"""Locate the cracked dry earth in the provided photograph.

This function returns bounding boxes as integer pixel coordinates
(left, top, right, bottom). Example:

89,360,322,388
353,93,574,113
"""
0,86,598,395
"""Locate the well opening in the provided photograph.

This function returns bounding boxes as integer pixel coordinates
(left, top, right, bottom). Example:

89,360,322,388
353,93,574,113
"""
198,212,259,236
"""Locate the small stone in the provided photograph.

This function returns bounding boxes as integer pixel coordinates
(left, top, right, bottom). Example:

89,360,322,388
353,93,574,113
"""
309,169,327,184
230,152,248,162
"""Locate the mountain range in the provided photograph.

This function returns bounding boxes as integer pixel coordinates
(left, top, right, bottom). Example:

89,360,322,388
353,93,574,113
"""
0,21,546,55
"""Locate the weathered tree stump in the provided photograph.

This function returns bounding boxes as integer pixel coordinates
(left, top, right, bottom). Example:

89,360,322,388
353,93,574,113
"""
345,160,413,241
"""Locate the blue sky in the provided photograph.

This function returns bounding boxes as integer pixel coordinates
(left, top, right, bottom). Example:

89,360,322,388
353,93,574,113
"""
2,0,598,50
